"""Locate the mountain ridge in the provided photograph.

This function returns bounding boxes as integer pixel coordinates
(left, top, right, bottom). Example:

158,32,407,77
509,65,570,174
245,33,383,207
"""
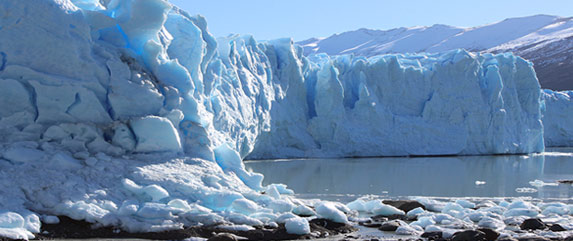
298,15,573,90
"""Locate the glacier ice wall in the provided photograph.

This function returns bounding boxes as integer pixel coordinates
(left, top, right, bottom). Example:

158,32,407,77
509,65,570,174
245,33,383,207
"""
0,0,550,238
248,51,545,158
542,90,573,147
0,0,544,161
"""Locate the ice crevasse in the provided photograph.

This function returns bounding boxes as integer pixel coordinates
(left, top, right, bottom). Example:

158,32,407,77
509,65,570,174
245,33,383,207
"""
0,0,557,239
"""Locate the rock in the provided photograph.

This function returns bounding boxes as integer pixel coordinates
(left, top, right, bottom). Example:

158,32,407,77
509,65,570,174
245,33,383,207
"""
382,200,425,213
477,228,500,241
451,230,487,241
557,180,573,184
372,214,411,221
520,218,546,230
378,220,401,232
498,237,519,241
369,216,388,223
421,231,443,239
362,223,382,228
548,223,566,232
517,237,550,241
208,233,237,241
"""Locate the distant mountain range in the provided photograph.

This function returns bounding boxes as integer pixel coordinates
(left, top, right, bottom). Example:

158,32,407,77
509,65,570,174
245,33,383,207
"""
298,15,573,90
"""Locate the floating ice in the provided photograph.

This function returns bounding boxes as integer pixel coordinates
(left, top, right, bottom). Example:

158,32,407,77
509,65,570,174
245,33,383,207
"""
516,187,538,193
529,179,559,187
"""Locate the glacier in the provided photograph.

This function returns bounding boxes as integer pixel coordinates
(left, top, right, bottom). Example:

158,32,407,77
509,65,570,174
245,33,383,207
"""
542,90,573,147
0,0,560,239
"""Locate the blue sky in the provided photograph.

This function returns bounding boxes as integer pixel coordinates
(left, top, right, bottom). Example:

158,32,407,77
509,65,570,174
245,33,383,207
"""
169,0,573,41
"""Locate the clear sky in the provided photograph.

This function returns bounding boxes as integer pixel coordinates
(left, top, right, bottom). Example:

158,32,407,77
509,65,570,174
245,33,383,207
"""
169,0,573,41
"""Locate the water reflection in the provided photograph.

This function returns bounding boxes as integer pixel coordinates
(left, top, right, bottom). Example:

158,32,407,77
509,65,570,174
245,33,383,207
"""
246,149,573,199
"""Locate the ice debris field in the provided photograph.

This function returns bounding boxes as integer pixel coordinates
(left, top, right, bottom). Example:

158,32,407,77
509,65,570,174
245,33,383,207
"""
0,0,572,240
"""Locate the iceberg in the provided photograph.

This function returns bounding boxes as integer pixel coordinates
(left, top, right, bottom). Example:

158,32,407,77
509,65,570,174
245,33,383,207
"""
0,0,554,239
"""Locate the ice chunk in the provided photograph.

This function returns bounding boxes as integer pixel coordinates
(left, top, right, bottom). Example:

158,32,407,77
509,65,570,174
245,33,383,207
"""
516,187,538,193
0,212,24,229
141,185,170,202
267,184,294,195
267,199,295,213
275,213,298,223
216,224,255,232
136,203,174,219
478,217,505,230
467,211,486,222
346,199,368,212
503,208,538,217
284,217,310,235
396,224,424,236
455,199,476,209
315,202,348,224
372,204,405,216
406,207,425,218
214,144,263,190
542,206,569,216
167,199,191,212
529,179,558,187
410,216,435,228
229,198,259,215
3,147,45,164
293,205,316,216
131,116,182,153
226,213,263,226
507,200,539,211
265,185,281,199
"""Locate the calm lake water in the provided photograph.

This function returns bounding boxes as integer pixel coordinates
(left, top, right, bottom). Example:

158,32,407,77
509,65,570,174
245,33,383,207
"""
246,148,573,202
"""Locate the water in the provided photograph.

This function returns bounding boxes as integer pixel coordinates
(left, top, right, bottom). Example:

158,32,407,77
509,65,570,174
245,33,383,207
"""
246,148,573,202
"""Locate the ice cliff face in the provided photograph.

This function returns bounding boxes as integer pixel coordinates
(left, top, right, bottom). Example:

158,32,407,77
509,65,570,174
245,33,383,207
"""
0,0,547,239
0,0,544,160
249,52,544,158
542,90,573,147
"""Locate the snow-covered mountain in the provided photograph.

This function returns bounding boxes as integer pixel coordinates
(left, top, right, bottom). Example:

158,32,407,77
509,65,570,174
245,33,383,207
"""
298,15,573,90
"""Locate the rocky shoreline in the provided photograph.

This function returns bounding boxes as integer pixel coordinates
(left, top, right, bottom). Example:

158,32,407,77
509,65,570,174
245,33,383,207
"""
354,200,573,241
22,216,354,241
1,200,571,241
